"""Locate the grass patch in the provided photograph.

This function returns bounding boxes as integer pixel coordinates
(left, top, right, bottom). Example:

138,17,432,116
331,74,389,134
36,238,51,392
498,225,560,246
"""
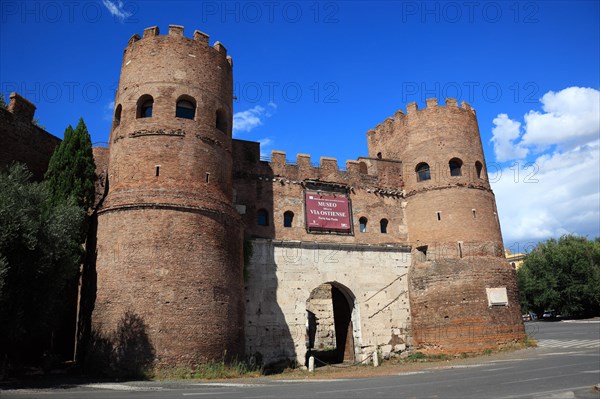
403,352,452,362
152,357,263,380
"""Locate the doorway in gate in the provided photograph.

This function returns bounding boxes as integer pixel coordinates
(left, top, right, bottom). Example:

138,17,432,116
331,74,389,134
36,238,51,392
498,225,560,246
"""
306,282,356,365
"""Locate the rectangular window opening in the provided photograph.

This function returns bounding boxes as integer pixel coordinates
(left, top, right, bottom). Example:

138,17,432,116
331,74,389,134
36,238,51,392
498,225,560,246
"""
416,245,428,262
155,165,160,177
205,172,210,183
472,209,476,219
436,211,441,221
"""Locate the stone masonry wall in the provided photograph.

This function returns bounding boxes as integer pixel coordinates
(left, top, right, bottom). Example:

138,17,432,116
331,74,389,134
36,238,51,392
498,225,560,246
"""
245,239,411,366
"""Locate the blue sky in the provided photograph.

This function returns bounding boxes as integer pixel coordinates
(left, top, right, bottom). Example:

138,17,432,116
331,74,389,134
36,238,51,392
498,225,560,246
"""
1,0,599,249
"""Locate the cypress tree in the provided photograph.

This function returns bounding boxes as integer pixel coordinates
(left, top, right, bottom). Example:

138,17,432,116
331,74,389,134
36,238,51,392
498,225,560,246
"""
43,118,97,362
45,118,96,211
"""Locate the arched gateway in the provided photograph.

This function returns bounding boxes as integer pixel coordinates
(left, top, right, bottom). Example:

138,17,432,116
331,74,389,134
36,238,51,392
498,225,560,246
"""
306,282,357,364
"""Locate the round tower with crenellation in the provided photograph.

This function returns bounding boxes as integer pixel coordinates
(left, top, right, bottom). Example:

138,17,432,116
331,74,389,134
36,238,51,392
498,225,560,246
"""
92,25,244,369
367,98,524,353
368,97,503,258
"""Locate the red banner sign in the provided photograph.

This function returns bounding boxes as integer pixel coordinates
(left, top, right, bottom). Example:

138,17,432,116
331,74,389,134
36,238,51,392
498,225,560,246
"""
305,193,351,231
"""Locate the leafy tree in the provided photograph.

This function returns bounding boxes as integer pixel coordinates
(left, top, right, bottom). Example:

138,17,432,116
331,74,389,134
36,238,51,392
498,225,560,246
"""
0,164,84,366
517,235,600,317
45,118,96,212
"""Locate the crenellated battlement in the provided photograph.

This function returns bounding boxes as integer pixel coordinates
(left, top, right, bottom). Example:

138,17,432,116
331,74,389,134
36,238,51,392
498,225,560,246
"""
125,25,231,62
232,140,403,192
366,98,477,158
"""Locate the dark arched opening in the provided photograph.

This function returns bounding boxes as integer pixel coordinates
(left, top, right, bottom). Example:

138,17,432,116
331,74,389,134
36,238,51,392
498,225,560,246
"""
380,218,388,233
136,95,153,118
416,162,431,182
113,104,122,128
216,109,228,133
306,282,356,365
475,161,483,179
283,211,294,228
176,96,196,119
449,158,463,177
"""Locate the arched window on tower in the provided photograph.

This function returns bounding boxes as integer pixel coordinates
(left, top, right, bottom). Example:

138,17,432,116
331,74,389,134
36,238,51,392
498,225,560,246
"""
257,209,269,226
449,158,463,177
113,104,122,128
176,96,196,119
137,95,154,118
283,211,294,228
475,161,483,179
359,217,368,233
416,162,431,182
216,109,227,133
380,218,388,234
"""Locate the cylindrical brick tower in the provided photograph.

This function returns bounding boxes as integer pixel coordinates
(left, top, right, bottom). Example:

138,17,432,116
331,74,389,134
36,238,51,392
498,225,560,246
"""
368,97,502,258
92,25,244,369
367,98,524,353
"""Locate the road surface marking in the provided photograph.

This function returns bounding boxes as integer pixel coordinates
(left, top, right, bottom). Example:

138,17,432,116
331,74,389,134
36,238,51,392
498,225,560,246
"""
182,392,238,396
275,379,350,383
83,383,163,391
537,339,600,349
191,383,264,387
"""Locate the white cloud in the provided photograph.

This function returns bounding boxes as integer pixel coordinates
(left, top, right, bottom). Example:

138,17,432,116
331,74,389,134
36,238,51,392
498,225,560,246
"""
521,87,600,151
490,87,600,247
232,103,277,135
491,87,600,160
491,114,529,161
102,0,132,21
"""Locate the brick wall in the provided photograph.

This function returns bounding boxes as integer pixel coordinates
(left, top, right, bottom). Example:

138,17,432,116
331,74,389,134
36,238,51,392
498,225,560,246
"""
409,257,525,353
0,93,60,180
91,26,244,370
95,208,244,367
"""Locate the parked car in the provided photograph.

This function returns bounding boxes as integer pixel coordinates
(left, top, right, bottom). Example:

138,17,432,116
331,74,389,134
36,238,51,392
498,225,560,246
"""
522,312,538,321
542,310,556,319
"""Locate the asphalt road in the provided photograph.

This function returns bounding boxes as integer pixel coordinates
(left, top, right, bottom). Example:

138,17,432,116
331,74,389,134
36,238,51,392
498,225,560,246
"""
2,320,599,399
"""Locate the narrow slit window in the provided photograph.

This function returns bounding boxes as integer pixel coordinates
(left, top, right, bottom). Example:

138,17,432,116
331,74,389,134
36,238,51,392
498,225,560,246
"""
472,209,476,219
436,211,441,221
155,165,160,177
380,218,388,234
475,161,483,179
359,217,368,233
205,173,210,183
216,109,228,133
113,104,122,127
283,211,294,228
257,209,269,226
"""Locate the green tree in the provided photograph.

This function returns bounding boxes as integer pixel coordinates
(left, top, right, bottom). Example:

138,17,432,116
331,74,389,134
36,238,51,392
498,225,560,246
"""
45,118,96,211
517,235,600,317
0,164,84,366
